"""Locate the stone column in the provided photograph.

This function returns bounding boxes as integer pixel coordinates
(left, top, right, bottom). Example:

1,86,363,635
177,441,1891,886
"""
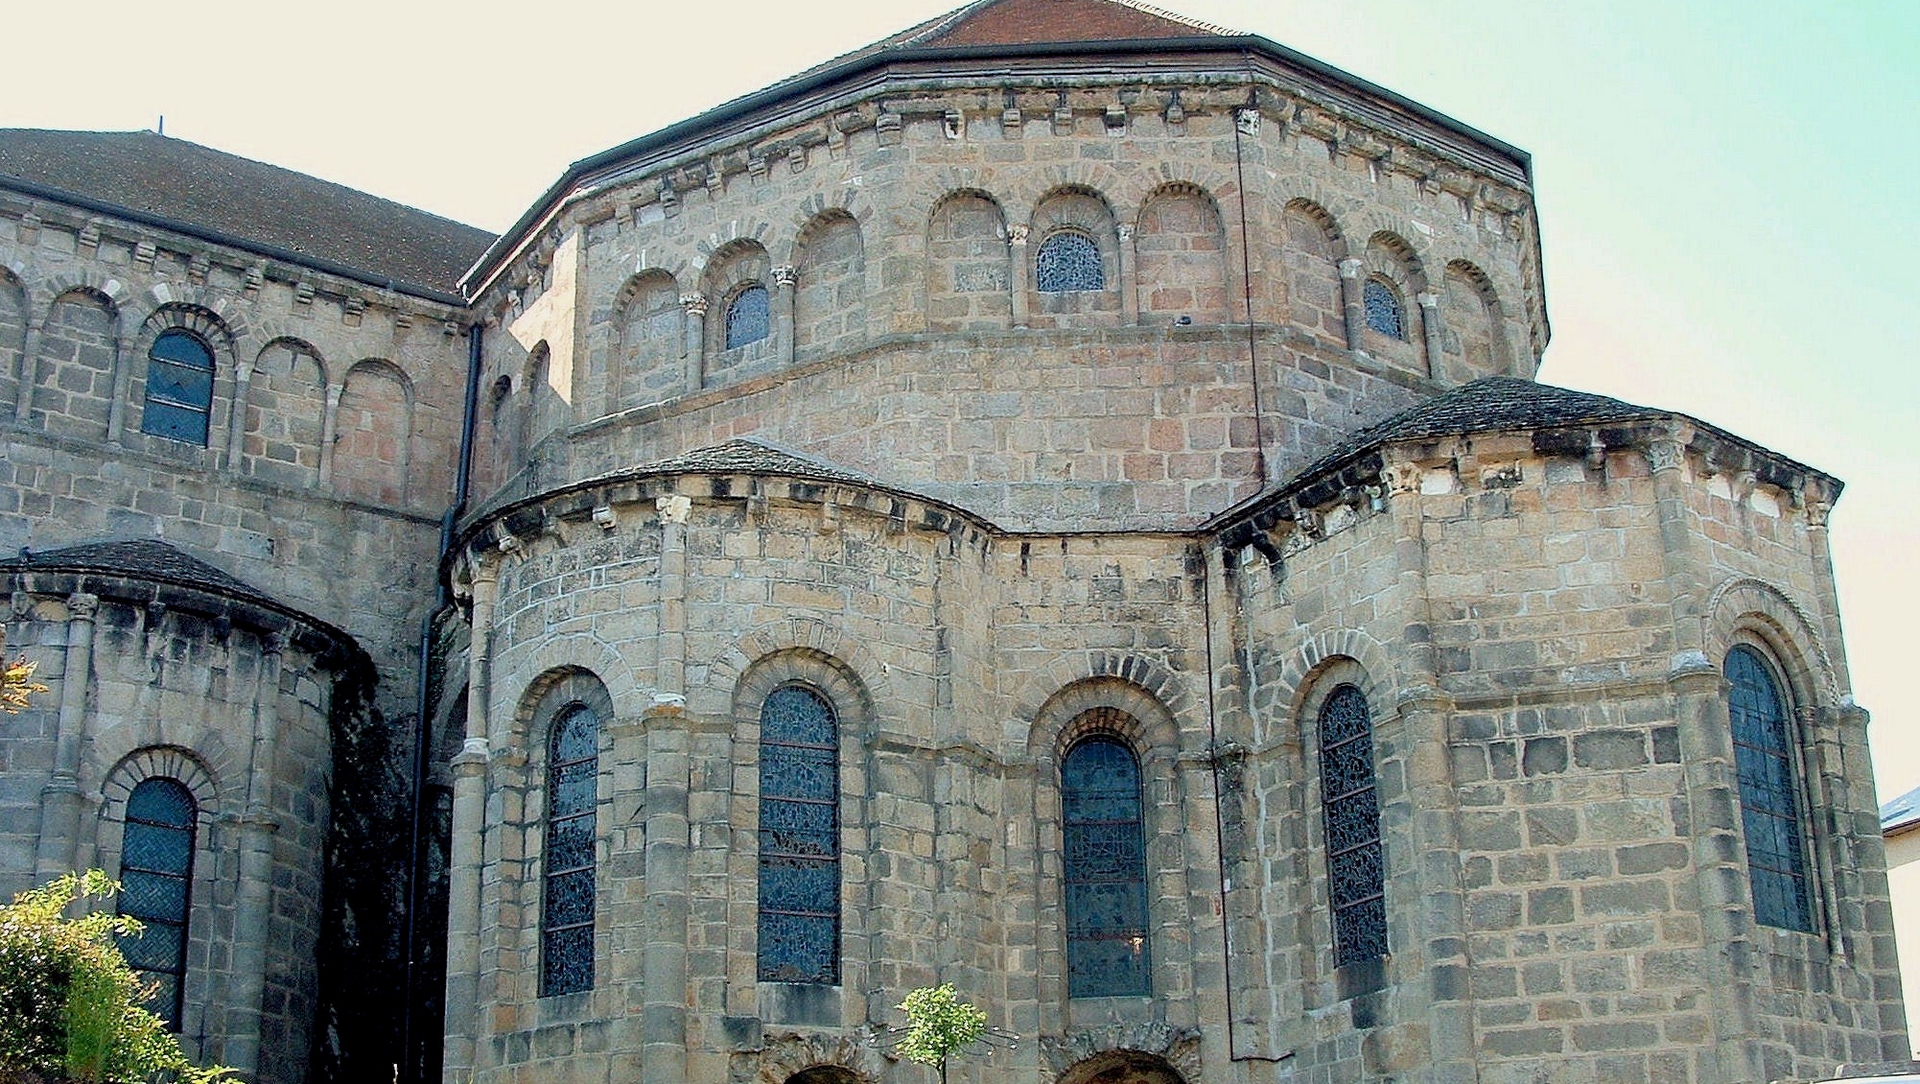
1007,225,1031,329
1649,430,1760,1083
443,562,497,1084
772,265,797,369
1338,257,1367,352
11,326,39,422
680,294,708,392
642,494,691,1084
1416,292,1444,379
317,384,343,488
105,333,130,443
36,591,97,880
1116,223,1139,324
225,634,286,1077
224,362,255,473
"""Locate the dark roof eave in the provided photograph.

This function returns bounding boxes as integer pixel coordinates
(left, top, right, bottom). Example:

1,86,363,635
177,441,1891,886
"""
0,173,468,308
1202,410,1844,535
462,32,1533,293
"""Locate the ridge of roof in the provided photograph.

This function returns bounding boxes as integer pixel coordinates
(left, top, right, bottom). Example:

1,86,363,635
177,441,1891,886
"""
0,129,494,295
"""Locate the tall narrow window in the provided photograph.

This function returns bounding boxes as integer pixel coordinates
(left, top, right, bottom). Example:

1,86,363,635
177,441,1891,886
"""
541,704,598,996
1727,645,1813,931
725,284,770,349
1062,735,1150,997
1035,230,1105,293
1319,684,1386,965
1363,279,1404,340
117,778,197,1027
758,685,840,983
141,330,215,444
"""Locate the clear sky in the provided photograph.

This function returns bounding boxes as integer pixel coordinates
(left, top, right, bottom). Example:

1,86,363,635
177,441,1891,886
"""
5,1,1914,792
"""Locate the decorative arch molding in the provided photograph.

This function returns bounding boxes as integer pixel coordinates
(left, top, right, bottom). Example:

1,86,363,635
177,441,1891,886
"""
139,283,252,343
779,188,874,266
252,335,331,386
611,266,685,313
1040,1023,1202,1083
1270,628,1397,719
748,1029,886,1084
1026,675,1181,763
1706,576,1839,707
37,270,128,317
1016,165,1132,223
1122,169,1238,220
502,634,646,728
134,301,241,360
1276,195,1352,260
694,226,778,275
342,356,416,404
1013,651,1196,741
911,168,1019,224
507,665,616,756
0,244,39,291
1361,228,1430,293
100,745,221,823
702,617,889,720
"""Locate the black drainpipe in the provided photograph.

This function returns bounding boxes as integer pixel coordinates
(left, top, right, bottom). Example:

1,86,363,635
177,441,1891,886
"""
401,321,483,1084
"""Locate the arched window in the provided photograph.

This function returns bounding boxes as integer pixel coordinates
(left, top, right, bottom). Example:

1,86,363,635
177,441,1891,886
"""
541,703,599,996
758,685,840,983
117,777,197,1027
141,330,215,444
1061,735,1150,997
1319,684,1386,965
1035,230,1105,293
1363,279,1404,340
1727,645,1813,931
725,284,770,349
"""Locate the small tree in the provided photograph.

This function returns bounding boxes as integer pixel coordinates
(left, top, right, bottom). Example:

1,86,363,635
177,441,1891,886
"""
0,871,234,1084
895,983,987,1084
2,647,47,715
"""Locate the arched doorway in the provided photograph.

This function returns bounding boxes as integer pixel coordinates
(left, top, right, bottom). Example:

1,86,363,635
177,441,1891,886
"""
785,1067,862,1084
1057,1050,1187,1084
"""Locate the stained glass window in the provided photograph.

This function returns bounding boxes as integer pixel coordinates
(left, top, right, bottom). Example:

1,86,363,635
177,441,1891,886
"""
1062,736,1150,997
1363,279,1404,340
117,778,196,1028
725,284,770,349
758,685,840,983
141,330,214,444
1035,230,1105,293
541,704,598,996
1728,646,1813,932
1319,685,1386,966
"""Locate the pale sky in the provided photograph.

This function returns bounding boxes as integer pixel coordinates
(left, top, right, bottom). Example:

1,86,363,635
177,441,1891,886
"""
5,1,1915,794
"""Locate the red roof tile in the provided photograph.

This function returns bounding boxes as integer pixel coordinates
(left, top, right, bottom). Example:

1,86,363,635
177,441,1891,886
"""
916,0,1232,47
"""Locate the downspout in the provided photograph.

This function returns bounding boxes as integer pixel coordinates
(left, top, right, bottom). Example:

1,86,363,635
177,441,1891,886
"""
402,321,483,1083
1232,67,1270,485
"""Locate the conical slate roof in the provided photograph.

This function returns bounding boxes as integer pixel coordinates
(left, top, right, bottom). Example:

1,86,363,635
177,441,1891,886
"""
1,539,261,597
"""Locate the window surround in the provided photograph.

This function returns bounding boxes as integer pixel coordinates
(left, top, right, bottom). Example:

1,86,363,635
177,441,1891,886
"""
141,328,216,445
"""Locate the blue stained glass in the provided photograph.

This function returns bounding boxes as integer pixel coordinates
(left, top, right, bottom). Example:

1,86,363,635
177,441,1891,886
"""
141,330,214,445
1035,230,1105,293
725,284,770,349
758,685,839,983
1062,735,1150,997
117,777,196,1028
541,704,598,996
1363,279,1404,340
1727,646,1812,932
1318,685,1386,966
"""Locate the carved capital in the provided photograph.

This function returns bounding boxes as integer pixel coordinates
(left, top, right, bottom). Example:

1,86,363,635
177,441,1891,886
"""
656,494,693,525
679,292,709,317
1384,461,1422,496
1415,291,1440,310
1007,223,1031,246
1116,222,1134,242
66,592,98,620
1645,438,1685,475
1338,256,1365,279
771,265,797,289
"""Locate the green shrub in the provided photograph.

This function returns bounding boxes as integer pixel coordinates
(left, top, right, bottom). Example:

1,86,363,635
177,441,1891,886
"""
0,871,235,1084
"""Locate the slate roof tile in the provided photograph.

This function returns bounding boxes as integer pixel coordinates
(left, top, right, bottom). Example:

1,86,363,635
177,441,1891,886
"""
0,129,495,293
